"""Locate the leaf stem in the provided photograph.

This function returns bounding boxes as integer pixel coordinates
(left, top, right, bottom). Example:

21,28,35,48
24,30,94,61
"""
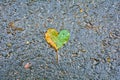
56,51,58,63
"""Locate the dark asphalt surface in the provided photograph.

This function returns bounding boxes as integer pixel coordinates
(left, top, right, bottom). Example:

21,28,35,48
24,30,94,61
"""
0,0,120,80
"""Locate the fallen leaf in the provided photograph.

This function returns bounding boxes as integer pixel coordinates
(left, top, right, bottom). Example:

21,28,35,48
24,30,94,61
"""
45,28,70,51
45,28,70,63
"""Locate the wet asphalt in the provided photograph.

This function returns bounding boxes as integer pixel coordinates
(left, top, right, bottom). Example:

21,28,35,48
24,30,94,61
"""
0,0,120,80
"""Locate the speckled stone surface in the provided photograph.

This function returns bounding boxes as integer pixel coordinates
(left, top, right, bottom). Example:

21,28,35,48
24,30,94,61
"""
0,0,120,80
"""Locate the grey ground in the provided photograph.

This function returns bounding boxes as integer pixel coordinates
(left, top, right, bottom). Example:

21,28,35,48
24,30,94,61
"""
0,0,120,80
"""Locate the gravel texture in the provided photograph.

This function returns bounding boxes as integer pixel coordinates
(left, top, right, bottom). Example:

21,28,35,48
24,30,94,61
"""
0,0,120,80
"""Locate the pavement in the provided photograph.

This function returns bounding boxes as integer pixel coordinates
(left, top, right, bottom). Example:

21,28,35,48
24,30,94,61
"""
0,0,120,80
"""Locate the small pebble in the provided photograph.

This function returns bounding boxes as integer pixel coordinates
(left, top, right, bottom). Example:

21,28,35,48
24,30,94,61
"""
24,63,32,69
6,43,12,47
26,41,30,45
106,57,111,63
80,49,86,53
72,53,78,57
80,8,83,12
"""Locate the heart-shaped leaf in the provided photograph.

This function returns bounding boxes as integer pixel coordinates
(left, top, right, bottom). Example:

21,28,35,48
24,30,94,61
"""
45,28,70,51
